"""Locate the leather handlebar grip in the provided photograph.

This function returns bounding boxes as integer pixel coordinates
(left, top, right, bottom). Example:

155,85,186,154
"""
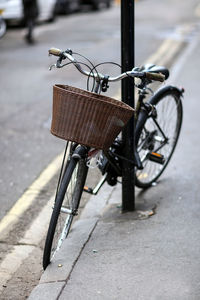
49,48,62,56
145,72,165,82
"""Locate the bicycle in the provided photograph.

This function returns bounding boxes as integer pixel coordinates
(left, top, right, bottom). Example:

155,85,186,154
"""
43,47,184,270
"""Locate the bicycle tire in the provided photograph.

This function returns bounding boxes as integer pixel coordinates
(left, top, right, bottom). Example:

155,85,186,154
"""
135,86,183,188
43,156,88,270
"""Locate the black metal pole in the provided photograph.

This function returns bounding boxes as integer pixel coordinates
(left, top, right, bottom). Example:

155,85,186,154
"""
121,0,135,212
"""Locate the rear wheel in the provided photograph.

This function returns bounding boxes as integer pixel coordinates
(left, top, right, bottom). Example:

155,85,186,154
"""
43,155,88,270
135,87,183,188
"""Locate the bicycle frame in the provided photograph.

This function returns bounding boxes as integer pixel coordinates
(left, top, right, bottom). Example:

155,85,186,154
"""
92,77,151,169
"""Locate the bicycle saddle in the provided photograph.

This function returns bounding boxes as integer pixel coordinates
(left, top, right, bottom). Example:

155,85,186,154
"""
141,64,170,80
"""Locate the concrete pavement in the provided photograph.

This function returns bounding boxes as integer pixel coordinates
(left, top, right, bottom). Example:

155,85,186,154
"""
29,34,200,299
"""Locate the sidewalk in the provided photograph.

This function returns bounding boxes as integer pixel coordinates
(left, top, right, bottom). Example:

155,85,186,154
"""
29,35,200,300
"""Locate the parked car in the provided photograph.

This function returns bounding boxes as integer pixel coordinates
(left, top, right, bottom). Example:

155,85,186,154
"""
0,0,57,25
55,0,80,15
81,0,112,11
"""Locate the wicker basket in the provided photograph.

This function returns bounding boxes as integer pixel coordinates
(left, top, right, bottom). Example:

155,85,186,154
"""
51,84,134,150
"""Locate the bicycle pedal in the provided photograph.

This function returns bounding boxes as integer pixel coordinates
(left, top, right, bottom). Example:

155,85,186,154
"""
148,152,165,164
83,186,93,194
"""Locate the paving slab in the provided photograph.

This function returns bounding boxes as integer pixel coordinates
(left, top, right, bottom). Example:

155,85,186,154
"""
28,282,65,300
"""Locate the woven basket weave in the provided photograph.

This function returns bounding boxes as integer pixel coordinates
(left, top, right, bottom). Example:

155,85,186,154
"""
51,84,134,150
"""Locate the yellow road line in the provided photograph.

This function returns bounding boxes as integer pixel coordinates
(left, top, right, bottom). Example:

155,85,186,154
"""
146,39,183,65
0,153,62,237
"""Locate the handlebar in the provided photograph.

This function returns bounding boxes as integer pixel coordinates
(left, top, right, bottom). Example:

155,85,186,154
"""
145,72,165,82
48,47,166,83
49,48,62,56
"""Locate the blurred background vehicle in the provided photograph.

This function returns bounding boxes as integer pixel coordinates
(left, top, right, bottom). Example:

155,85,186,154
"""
55,0,112,15
0,0,57,25
81,0,112,11
55,0,80,15
0,8,6,37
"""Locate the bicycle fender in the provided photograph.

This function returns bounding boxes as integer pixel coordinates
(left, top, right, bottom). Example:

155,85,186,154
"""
149,85,184,105
72,145,89,160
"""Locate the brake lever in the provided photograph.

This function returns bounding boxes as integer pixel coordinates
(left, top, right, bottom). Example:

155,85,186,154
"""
49,57,64,71
49,63,56,71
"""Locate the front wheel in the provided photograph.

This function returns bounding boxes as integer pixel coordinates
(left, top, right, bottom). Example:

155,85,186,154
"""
135,86,183,188
43,156,88,270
